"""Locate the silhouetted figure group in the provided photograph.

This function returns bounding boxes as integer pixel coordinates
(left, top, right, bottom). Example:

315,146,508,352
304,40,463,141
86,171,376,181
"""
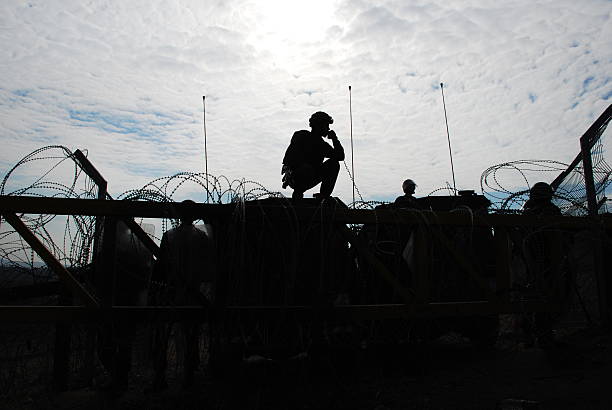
96,200,213,397
94,109,571,401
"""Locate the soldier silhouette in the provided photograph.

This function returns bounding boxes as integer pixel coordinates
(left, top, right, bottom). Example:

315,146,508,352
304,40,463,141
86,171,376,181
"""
282,111,345,200
394,179,419,208
522,182,566,348
150,200,213,389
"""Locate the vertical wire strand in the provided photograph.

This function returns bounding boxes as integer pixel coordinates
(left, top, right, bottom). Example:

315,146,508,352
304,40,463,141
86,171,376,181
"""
349,85,355,207
203,96,209,203
440,83,457,195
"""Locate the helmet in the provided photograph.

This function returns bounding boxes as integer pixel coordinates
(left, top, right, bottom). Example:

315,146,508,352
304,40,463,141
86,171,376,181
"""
530,182,553,201
309,111,333,127
402,179,416,194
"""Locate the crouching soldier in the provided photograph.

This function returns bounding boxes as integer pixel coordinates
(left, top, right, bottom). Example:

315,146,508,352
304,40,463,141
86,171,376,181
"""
282,111,345,200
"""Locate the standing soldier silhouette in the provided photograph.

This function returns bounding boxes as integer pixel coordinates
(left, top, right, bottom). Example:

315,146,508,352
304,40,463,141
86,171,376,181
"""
151,200,213,389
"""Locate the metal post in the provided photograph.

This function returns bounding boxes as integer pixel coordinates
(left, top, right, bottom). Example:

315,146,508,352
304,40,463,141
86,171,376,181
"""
580,137,598,216
580,133,609,325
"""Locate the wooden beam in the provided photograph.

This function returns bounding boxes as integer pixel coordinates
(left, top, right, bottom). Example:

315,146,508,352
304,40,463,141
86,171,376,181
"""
0,281,62,301
412,227,429,303
0,195,232,219
122,217,160,257
72,149,108,194
1,212,99,307
338,225,415,304
495,228,512,304
2,195,609,229
71,149,160,257
428,227,497,302
0,301,564,323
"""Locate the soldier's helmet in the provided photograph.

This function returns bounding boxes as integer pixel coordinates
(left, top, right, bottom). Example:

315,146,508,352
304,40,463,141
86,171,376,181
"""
402,179,417,194
309,111,333,127
530,182,553,201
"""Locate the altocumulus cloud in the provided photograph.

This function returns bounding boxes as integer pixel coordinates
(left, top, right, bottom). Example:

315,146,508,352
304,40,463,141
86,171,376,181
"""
0,0,610,201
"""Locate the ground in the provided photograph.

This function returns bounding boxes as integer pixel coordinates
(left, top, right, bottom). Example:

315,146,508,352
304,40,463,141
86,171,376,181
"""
2,325,610,410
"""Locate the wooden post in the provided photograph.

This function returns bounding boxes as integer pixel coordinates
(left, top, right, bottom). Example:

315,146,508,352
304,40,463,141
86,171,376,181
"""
413,226,429,304
53,285,73,392
495,227,512,304
98,217,118,307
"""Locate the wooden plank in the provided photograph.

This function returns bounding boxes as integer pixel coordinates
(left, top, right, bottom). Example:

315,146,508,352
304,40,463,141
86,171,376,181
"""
72,150,108,193
1,212,99,307
0,281,62,301
53,286,72,392
338,225,415,304
122,217,160,257
2,195,608,229
0,195,232,219
428,227,497,302
495,228,512,304
72,149,160,257
98,217,117,307
412,226,429,303
0,301,564,323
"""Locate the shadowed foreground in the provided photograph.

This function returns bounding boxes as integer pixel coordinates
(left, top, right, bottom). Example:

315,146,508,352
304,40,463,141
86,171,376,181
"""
3,327,610,410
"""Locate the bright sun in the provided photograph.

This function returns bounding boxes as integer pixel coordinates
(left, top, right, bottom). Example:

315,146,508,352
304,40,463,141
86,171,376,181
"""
248,0,337,62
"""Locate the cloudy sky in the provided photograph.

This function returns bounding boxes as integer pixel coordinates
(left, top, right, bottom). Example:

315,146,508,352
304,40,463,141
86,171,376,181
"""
0,0,610,204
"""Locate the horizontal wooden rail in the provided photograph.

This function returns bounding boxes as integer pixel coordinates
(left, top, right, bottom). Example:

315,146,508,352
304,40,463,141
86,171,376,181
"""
0,301,563,323
1,195,609,228
0,281,62,301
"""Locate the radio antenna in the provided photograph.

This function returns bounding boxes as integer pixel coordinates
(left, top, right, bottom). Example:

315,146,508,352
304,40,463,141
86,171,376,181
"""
440,83,457,195
203,95,209,203
349,85,355,207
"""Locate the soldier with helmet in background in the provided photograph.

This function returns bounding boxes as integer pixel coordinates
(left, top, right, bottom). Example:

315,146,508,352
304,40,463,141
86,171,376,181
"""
522,182,567,348
394,179,420,209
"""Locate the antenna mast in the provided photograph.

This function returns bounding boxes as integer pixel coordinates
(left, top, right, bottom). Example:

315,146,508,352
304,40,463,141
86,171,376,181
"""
349,85,355,207
203,95,209,203
440,83,457,195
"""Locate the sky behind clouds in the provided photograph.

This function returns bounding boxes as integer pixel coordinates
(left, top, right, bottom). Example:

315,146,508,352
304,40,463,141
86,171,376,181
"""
1,0,610,203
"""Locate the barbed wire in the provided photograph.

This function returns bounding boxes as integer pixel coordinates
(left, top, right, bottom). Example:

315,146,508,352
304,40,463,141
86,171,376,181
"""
1,123,610,284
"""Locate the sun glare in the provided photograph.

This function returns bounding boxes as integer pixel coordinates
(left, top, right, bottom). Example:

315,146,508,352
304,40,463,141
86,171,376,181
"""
249,0,337,63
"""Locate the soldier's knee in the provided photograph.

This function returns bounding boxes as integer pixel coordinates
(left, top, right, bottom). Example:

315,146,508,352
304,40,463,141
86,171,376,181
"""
324,159,340,173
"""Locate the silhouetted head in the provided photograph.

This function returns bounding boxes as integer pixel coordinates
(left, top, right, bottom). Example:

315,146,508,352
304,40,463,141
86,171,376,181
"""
402,179,416,195
178,199,197,225
309,111,333,137
529,182,553,201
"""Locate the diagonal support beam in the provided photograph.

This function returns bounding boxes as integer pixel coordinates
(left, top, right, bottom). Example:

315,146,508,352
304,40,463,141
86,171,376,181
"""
429,226,497,302
73,149,160,258
338,225,415,304
2,212,99,308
